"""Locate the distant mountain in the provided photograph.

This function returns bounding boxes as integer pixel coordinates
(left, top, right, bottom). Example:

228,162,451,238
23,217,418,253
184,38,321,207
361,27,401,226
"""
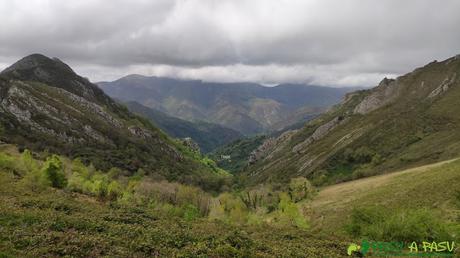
0,54,228,190
98,76,355,135
125,101,242,153
245,55,460,185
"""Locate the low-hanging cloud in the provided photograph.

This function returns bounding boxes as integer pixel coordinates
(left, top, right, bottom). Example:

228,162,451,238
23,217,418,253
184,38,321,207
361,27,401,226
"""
1,0,459,86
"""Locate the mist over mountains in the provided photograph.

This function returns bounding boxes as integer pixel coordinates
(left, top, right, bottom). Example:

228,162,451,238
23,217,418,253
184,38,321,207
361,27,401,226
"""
99,75,357,134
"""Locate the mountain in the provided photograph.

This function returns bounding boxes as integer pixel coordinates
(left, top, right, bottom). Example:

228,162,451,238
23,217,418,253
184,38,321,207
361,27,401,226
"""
0,54,227,190
209,135,267,173
124,101,242,153
245,55,460,185
98,75,355,135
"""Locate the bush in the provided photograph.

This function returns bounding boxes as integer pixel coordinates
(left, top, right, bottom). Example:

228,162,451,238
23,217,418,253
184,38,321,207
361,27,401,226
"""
346,206,453,242
288,177,314,202
41,155,67,188
276,193,309,229
183,204,200,221
20,150,39,174
0,153,15,171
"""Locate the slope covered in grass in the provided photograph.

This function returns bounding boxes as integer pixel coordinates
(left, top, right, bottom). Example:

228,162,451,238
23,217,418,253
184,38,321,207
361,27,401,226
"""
309,158,460,238
0,145,348,257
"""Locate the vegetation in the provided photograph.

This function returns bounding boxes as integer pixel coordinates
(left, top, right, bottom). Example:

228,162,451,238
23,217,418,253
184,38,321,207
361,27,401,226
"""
346,207,452,242
246,56,460,186
0,143,459,256
125,101,243,153
0,54,233,192
209,135,267,173
308,158,460,244
0,146,351,257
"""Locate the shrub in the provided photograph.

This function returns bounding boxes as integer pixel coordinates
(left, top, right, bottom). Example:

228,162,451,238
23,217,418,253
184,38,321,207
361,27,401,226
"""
0,153,15,171
20,150,39,174
276,193,309,229
346,206,453,242
183,204,200,221
107,181,122,200
288,177,314,202
41,155,67,188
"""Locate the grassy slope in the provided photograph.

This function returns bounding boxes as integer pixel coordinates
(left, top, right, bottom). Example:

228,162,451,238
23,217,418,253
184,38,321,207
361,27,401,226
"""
308,158,460,237
0,146,348,257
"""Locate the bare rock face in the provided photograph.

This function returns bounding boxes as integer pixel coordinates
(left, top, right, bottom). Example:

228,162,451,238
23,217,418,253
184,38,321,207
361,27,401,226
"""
248,138,276,164
292,116,346,154
248,129,297,164
353,78,400,114
428,73,457,98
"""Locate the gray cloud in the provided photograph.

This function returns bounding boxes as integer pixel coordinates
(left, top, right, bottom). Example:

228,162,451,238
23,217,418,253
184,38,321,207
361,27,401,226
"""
1,0,459,86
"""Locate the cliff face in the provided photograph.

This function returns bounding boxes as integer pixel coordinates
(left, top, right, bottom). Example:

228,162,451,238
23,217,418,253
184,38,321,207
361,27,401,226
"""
244,55,460,185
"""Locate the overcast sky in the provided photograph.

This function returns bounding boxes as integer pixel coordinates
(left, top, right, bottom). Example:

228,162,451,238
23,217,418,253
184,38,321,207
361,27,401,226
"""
1,0,459,87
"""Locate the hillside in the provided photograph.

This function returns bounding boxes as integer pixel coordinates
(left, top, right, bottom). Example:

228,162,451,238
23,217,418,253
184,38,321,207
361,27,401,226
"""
0,144,349,257
0,141,457,257
308,158,460,236
209,135,267,173
0,54,228,190
98,75,353,134
245,55,460,185
124,101,242,153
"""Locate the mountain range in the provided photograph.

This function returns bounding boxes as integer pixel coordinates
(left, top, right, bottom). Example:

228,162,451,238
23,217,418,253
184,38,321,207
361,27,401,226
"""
98,75,356,135
124,101,242,153
0,54,227,190
244,54,460,185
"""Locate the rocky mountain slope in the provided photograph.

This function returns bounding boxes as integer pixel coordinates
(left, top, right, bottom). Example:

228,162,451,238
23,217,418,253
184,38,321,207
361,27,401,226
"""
245,55,460,185
98,75,353,134
0,54,227,190
125,101,242,153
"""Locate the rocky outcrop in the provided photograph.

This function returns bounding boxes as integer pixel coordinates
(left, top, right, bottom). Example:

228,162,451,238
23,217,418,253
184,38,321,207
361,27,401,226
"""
128,126,153,139
249,129,297,164
292,116,346,154
353,78,400,114
428,73,457,98
181,137,201,153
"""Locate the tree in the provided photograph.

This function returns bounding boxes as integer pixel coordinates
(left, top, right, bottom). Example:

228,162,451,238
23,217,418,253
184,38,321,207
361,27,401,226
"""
288,177,313,202
41,155,67,188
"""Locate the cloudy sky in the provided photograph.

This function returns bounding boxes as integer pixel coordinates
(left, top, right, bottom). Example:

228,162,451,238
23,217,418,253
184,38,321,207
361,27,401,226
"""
1,0,459,87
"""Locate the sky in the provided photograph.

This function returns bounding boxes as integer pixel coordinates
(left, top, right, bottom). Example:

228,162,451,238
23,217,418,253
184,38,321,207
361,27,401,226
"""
0,0,459,87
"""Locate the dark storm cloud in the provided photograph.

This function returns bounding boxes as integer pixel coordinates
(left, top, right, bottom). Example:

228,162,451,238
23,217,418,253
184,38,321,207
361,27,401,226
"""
1,0,459,86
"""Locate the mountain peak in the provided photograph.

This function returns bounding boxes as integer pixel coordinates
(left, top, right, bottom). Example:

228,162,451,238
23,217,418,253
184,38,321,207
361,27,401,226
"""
0,54,111,104
2,53,75,76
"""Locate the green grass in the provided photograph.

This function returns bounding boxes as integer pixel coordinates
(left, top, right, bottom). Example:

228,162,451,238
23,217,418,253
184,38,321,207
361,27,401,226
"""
308,158,460,240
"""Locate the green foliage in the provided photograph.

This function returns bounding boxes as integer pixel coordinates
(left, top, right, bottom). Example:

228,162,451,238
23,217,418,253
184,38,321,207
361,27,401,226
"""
276,193,309,229
183,204,200,221
209,135,267,173
41,155,67,188
0,152,15,171
288,177,314,202
346,206,453,242
20,150,39,173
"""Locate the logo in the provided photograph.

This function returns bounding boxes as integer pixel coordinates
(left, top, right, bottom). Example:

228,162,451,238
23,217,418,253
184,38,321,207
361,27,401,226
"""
347,240,455,256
